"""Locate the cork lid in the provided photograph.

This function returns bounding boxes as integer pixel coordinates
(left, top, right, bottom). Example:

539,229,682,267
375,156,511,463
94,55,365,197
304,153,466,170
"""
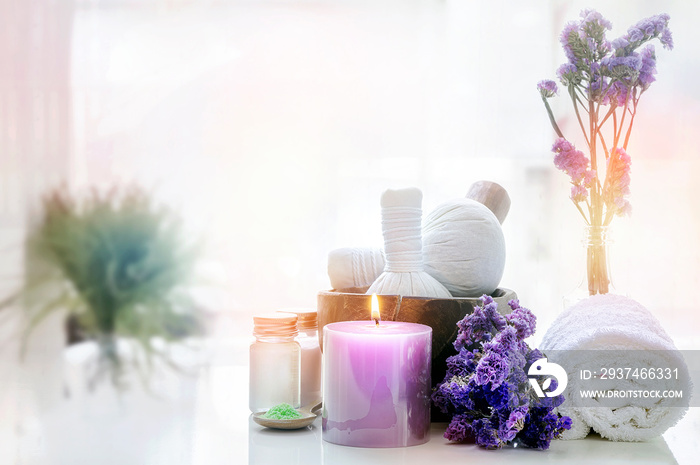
278,309,318,331
253,313,298,338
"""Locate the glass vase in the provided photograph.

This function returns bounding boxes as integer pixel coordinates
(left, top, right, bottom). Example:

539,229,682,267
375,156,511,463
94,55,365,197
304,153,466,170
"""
564,225,615,308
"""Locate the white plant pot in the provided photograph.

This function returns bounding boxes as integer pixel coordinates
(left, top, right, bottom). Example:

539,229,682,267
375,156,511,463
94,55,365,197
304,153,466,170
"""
41,338,205,463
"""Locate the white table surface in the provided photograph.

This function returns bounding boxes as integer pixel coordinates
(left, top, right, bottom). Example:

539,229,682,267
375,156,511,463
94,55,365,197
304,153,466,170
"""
5,337,698,465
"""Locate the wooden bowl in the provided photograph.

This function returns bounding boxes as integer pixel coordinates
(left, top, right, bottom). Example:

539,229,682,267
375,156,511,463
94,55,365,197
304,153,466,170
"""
317,287,516,355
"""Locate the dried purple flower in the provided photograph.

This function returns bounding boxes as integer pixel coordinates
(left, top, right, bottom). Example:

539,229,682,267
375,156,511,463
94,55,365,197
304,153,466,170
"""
473,418,502,450
453,295,507,351
578,8,612,61
506,300,537,340
580,8,613,31
537,80,558,99
482,382,514,411
444,414,474,442
638,45,657,90
517,409,569,450
433,297,571,450
489,325,520,352
611,37,629,51
559,21,582,64
499,405,528,442
660,28,674,50
625,13,673,51
445,349,477,378
526,348,544,366
560,415,573,431
557,63,581,87
552,137,595,185
481,295,507,332
476,351,508,388
454,306,491,350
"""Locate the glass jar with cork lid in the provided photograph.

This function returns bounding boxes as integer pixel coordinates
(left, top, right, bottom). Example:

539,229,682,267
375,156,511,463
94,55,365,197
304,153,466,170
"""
249,313,301,413
279,309,322,407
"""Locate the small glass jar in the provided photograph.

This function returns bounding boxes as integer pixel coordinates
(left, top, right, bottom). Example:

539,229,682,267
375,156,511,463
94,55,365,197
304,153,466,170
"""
564,225,617,308
249,314,301,413
280,309,322,407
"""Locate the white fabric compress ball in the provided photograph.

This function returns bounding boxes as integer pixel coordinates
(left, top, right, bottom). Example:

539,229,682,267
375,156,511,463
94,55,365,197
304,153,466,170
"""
422,198,505,297
366,187,452,298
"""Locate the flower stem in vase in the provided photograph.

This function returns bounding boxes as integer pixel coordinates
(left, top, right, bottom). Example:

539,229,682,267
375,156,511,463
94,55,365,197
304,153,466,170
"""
564,225,615,308
586,226,610,295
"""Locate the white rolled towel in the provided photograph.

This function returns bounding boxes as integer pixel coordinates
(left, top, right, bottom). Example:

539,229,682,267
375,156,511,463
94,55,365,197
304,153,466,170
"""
540,294,691,441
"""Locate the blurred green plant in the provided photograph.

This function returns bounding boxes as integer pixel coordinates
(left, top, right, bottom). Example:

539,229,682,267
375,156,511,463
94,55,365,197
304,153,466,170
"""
6,185,203,388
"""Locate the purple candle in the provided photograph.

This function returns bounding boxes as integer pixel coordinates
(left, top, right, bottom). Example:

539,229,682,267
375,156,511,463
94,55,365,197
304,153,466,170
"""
322,295,432,447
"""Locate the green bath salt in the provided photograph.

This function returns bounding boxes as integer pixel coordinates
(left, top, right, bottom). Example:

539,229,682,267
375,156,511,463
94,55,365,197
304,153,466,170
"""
263,403,302,420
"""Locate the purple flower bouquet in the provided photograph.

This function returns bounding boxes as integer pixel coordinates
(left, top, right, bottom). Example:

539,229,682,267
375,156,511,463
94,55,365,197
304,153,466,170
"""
432,296,571,450
538,10,672,296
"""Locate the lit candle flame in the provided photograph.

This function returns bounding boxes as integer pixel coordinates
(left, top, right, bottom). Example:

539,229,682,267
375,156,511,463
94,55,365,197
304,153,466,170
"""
371,293,380,326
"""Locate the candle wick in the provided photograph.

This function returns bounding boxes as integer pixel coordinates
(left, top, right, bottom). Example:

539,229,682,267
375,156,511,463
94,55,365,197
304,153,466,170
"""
374,318,380,326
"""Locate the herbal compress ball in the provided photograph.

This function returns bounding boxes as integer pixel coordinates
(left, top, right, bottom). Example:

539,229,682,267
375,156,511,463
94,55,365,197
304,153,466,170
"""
367,187,451,298
422,198,505,297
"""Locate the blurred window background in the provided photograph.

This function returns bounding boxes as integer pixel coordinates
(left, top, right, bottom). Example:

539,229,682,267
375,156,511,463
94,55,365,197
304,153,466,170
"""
2,0,699,348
